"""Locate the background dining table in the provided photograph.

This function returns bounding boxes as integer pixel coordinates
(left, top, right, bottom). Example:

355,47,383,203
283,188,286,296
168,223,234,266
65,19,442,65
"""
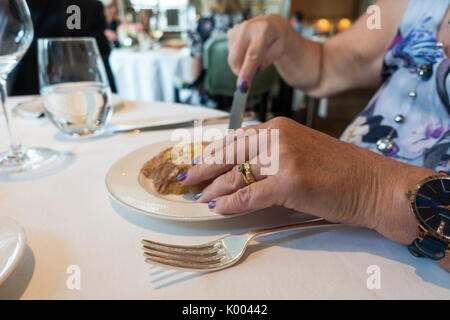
0,95,449,300
109,47,192,103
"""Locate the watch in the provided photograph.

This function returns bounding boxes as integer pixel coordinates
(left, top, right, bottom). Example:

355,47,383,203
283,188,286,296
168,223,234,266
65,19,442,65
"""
407,173,450,261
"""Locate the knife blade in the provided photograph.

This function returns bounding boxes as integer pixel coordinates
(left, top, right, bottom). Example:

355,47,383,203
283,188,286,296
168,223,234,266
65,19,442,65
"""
113,112,257,134
113,119,196,134
228,89,249,130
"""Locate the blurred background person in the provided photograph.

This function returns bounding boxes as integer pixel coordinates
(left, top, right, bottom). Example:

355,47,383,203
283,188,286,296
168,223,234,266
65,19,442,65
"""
139,9,153,33
104,0,121,47
290,11,304,34
9,0,117,95
189,0,249,82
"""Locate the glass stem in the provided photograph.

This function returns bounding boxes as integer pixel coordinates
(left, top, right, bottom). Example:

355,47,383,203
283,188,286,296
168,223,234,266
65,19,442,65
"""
0,76,23,156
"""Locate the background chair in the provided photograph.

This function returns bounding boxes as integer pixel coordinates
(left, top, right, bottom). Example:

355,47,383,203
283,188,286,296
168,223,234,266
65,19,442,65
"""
175,35,278,122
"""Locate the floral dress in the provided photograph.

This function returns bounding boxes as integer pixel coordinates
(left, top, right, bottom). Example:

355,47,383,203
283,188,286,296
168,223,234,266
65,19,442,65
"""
341,0,450,172
189,11,248,58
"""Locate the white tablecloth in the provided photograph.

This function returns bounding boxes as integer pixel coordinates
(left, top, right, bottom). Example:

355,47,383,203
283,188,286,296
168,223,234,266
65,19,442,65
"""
0,96,449,300
110,48,192,103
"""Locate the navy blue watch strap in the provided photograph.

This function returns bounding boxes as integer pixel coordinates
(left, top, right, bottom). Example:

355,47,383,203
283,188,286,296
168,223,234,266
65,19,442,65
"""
408,235,448,261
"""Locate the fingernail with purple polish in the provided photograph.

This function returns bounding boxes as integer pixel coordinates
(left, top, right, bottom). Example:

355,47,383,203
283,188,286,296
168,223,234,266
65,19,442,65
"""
238,81,248,93
193,192,202,200
192,156,201,166
177,171,188,182
208,201,216,209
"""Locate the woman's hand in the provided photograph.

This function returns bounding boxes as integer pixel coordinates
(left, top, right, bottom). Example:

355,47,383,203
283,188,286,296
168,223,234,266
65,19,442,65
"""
227,14,300,90
179,117,435,245
227,0,410,96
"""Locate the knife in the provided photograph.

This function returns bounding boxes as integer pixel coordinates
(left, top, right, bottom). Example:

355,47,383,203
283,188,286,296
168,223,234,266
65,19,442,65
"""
228,89,250,130
113,111,257,134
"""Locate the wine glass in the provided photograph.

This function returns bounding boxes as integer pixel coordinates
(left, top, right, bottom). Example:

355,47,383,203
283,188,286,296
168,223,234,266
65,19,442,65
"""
0,0,58,174
149,14,164,48
151,29,164,44
38,38,113,137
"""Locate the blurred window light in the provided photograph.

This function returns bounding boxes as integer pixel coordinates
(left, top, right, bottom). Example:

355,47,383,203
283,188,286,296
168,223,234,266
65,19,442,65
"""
130,0,188,9
337,18,352,32
315,18,333,34
129,0,194,33
99,0,114,6
130,0,157,9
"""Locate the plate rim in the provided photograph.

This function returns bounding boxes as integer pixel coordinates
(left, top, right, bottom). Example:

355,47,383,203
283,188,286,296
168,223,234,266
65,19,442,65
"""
105,140,250,221
0,217,27,286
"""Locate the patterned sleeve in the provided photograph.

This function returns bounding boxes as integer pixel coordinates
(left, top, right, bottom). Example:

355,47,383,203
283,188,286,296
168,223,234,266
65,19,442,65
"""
188,16,215,58
189,29,203,58
431,60,450,173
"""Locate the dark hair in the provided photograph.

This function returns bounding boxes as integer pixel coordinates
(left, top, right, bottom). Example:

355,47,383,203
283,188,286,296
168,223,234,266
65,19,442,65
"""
294,11,304,22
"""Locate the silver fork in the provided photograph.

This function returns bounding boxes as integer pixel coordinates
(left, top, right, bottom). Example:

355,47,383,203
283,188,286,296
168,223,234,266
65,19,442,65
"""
142,218,339,272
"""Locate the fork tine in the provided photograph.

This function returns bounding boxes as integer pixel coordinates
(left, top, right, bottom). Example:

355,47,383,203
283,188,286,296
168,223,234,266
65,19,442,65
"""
141,239,220,254
143,247,226,262
144,255,226,271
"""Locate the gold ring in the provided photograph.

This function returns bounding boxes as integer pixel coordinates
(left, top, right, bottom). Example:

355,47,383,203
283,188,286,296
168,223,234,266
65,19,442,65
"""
238,161,256,185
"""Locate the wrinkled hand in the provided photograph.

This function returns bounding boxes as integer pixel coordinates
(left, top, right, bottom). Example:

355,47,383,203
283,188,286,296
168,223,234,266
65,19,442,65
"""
179,117,434,238
227,14,294,88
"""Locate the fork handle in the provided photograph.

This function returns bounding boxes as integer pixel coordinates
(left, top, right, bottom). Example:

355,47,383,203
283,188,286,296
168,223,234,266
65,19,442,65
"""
248,218,339,240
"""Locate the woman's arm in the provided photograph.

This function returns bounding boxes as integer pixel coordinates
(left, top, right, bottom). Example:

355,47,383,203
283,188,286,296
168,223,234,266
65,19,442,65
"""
179,117,449,272
191,57,203,82
228,0,410,97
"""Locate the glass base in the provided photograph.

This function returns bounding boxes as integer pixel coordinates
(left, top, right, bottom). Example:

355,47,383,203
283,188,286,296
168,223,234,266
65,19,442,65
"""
0,148,58,174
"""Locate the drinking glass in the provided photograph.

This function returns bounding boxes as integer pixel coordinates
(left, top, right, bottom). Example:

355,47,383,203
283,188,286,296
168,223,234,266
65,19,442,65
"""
38,38,113,137
149,15,164,47
0,0,58,173
151,29,164,44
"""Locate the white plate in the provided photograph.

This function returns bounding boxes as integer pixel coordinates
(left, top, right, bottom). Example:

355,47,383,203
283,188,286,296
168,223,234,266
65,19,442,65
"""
106,140,250,221
0,217,26,286
14,93,124,119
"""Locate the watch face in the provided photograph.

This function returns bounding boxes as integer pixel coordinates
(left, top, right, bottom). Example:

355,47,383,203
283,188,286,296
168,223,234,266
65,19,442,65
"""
414,177,450,239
